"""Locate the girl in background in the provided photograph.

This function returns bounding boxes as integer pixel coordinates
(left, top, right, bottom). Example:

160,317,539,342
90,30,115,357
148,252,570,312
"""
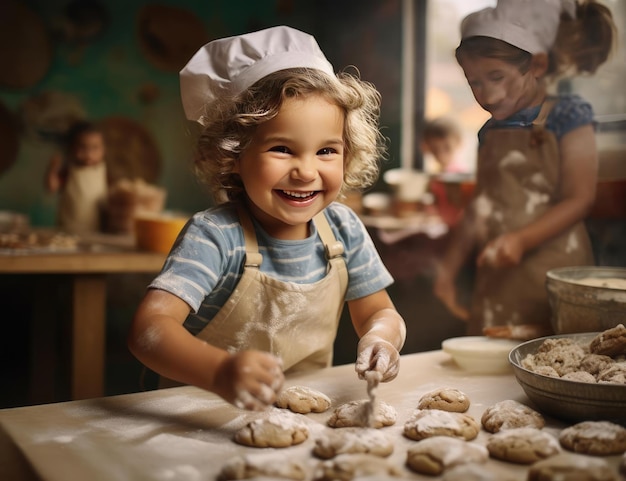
128,26,406,411
45,121,107,234
434,0,616,340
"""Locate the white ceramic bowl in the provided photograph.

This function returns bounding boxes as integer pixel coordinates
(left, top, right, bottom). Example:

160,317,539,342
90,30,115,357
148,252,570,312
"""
442,336,521,375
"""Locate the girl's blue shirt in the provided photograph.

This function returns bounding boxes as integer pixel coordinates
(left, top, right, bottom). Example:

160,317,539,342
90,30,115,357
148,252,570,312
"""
149,201,393,335
478,94,594,144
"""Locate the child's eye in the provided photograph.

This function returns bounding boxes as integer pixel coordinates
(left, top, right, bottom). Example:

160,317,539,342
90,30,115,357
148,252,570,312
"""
318,147,337,156
269,146,290,154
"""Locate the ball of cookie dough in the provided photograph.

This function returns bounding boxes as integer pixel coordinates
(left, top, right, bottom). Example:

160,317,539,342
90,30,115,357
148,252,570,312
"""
315,453,404,480
596,362,626,385
486,427,560,464
417,387,470,413
275,385,332,414
580,354,615,376
559,421,626,456
405,436,488,475
403,408,480,441
522,338,586,376
527,453,618,481
481,400,545,433
327,400,397,429
442,463,513,481
219,453,307,480
234,410,309,448
589,324,626,357
313,427,393,459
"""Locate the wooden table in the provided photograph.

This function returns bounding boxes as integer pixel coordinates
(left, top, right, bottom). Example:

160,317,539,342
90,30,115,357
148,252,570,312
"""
1,350,622,481
0,233,166,401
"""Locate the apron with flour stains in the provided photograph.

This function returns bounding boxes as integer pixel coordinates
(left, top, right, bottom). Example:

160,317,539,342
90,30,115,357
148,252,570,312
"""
58,162,107,234
467,100,594,335
196,206,349,373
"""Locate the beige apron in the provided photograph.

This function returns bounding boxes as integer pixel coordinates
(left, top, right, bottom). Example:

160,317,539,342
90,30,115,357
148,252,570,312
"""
195,206,349,373
58,162,107,234
468,101,594,335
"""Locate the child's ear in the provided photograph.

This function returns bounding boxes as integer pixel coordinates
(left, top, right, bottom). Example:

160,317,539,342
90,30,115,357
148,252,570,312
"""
530,53,549,78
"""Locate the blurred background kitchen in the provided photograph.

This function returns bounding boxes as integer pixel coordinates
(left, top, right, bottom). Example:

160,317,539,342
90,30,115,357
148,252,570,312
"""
1,0,624,408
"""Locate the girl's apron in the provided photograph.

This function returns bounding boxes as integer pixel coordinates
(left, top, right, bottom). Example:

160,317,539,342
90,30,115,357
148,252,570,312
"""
467,100,594,335
195,206,349,373
58,162,107,234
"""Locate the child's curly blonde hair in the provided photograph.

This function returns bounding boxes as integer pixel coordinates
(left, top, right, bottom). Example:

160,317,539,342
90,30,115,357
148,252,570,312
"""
193,67,387,203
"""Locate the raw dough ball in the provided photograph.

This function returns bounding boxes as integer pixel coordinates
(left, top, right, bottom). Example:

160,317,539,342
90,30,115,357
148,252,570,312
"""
486,427,560,464
275,385,332,414
443,463,514,481
481,400,545,433
403,408,480,441
405,435,488,475
315,453,404,480
521,338,586,376
313,427,393,459
589,324,626,357
417,387,470,412
527,453,618,481
559,421,626,456
234,410,309,448
219,453,307,480
327,400,397,428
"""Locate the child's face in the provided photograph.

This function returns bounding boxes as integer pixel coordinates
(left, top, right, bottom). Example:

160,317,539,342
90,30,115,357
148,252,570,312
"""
236,94,345,240
72,132,105,166
423,136,459,169
459,55,542,120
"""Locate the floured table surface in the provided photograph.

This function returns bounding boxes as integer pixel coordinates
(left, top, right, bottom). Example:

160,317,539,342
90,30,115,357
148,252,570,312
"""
1,350,623,480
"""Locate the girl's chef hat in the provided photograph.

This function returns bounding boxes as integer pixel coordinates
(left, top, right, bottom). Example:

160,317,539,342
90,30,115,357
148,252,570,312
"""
461,0,577,54
180,25,335,124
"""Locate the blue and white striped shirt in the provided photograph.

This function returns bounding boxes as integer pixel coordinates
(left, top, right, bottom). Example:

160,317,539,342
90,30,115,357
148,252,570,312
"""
149,202,394,335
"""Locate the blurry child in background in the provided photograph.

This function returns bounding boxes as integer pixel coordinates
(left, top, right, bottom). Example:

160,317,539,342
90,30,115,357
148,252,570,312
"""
434,0,616,339
45,121,107,234
421,116,464,175
128,26,406,411
422,116,469,226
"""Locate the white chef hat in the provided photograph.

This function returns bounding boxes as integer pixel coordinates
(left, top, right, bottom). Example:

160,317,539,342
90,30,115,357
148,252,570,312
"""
179,25,335,124
461,0,577,54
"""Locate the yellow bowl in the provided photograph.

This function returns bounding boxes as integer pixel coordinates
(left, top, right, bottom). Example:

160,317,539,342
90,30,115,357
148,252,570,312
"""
134,214,188,254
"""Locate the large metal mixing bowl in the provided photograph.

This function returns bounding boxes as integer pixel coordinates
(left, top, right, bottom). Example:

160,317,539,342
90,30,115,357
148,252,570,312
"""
545,266,626,334
509,333,626,425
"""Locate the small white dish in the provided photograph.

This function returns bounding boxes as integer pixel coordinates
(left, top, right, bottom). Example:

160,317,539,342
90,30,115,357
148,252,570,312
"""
442,336,520,375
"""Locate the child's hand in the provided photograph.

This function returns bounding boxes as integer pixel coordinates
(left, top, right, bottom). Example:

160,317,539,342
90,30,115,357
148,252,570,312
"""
355,337,400,382
477,233,524,268
434,271,469,321
215,351,284,411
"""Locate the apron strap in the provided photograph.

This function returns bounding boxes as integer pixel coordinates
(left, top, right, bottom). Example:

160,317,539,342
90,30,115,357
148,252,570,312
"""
530,98,557,146
532,99,556,127
313,210,345,259
236,205,263,268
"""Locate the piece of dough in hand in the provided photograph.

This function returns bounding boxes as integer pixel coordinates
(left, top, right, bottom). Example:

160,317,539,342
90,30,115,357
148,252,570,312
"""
234,410,309,448
275,385,332,414
313,427,394,459
327,400,397,428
